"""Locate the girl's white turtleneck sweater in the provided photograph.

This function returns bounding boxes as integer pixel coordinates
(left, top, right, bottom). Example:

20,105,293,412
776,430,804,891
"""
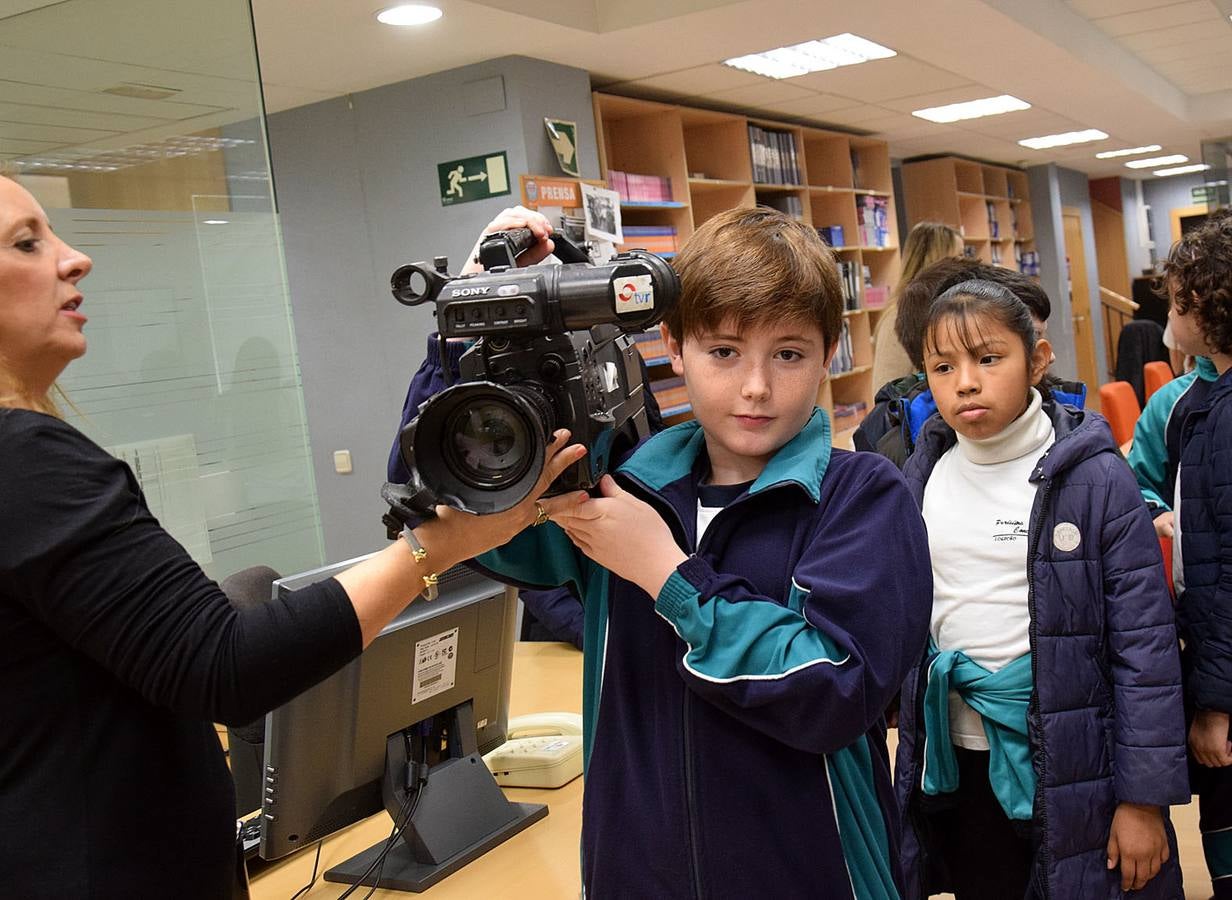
921,387,1055,749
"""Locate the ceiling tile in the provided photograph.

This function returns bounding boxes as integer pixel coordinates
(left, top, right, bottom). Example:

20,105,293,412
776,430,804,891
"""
619,64,766,97
1068,0,1175,18
786,56,969,103
810,104,900,126
755,92,864,117
1089,0,1216,36
1138,36,1232,64
1119,21,1217,51
0,121,120,143
702,81,815,104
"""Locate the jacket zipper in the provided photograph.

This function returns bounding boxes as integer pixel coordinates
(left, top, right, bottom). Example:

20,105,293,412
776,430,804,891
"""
1026,463,1053,900
617,474,703,899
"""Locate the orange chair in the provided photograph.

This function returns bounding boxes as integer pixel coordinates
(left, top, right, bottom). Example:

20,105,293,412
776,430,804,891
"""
1143,360,1174,402
1098,380,1141,447
1159,535,1174,600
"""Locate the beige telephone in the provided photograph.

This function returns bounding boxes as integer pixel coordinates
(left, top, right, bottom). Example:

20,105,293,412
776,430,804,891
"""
482,712,583,789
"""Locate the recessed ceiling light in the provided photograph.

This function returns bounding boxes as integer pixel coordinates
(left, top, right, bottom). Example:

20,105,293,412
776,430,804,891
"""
723,33,895,80
1153,163,1212,177
1018,129,1108,150
1095,144,1163,159
1125,154,1188,169
376,4,442,26
911,95,1031,124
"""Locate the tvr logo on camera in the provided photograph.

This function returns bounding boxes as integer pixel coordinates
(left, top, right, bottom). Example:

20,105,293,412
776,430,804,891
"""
614,275,655,314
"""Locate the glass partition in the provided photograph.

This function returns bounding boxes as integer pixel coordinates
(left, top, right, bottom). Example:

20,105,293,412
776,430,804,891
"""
1,0,324,579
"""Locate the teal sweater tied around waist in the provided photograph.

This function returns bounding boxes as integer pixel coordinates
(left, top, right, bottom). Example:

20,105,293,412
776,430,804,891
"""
921,646,1035,821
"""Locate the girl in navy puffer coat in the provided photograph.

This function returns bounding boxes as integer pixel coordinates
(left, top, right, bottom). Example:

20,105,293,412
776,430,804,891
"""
894,280,1189,899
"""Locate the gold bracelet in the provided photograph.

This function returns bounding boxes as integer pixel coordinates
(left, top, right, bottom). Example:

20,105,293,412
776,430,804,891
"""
401,527,439,601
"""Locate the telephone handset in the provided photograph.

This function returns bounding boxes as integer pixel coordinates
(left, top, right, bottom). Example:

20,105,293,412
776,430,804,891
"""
482,712,583,789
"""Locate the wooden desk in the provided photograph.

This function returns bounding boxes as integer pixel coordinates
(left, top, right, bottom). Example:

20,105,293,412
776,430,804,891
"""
249,642,584,899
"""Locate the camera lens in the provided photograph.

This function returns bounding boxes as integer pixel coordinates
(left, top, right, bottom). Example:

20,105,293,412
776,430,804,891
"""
402,380,557,514
443,399,535,488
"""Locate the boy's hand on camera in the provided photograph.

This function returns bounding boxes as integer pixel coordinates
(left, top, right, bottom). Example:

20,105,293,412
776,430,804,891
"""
552,475,687,598
1106,802,1169,892
1189,709,1232,767
1152,510,1175,539
461,205,555,274
423,430,587,567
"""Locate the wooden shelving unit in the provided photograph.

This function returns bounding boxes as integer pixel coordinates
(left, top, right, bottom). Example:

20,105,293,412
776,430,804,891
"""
900,156,1035,273
593,92,901,438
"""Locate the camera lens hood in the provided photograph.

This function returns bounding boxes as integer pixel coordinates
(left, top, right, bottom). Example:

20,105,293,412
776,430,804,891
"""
400,380,551,515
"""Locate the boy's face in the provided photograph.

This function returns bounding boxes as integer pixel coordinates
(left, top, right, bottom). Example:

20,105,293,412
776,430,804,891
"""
661,318,834,484
1166,278,1209,357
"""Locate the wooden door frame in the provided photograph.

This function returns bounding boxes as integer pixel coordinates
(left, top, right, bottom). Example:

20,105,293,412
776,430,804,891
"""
1061,206,1100,393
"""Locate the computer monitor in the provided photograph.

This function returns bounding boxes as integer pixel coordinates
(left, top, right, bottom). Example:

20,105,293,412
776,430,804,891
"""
258,556,546,892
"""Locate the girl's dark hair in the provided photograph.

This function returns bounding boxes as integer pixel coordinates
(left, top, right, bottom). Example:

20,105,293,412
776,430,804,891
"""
923,279,1037,366
897,258,1050,370
1160,207,1232,356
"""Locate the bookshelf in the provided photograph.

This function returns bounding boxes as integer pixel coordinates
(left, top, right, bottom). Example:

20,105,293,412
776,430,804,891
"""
593,92,901,440
900,156,1037,275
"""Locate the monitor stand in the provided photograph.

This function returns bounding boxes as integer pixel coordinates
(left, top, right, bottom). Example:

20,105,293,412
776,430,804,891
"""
323,701,548,893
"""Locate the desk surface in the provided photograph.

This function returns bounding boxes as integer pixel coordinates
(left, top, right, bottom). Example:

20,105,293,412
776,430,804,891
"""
248,642,584,899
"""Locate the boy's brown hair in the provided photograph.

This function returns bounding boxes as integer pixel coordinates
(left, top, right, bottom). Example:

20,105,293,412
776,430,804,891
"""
666,207,843,350
1161,207,1232,356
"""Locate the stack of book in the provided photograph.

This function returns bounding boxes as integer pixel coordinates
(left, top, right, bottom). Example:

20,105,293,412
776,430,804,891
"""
817,225,845,248
758,195,804,221
619,226,678,256
833,401,869,429
748,125,800,185
609,171,673,203
986,201,1000,239
1017,249,1040,276
648,376,689,415
632,331,669,364
828,321,856,376
838,261,863,311
856,196,890,247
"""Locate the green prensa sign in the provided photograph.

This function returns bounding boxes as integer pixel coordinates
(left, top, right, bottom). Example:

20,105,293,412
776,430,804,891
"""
437,152,511,206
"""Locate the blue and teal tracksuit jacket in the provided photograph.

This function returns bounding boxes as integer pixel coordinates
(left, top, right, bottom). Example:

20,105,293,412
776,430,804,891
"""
473,409,933,899
1127,355,1220,517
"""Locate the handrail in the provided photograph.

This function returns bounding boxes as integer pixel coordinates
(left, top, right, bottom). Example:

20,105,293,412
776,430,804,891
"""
1099,286,1141,378
1099,286,1138,316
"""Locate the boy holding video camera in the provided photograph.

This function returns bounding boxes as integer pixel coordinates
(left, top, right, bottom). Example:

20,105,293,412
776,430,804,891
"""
448,205,932,898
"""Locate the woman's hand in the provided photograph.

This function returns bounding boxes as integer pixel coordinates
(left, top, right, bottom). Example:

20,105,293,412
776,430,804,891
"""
1189,709,1232,767
1106,802,1169,892
460,205,555,274
1153,510,1175,539
338,431,586,647
420,429,589,569
551,475,687,599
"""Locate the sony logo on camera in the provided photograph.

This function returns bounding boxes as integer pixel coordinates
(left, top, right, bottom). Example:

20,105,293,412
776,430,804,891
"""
449,285,493,297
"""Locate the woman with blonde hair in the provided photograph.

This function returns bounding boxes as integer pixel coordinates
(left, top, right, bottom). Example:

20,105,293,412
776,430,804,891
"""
0,172,589,896
870,221,963,387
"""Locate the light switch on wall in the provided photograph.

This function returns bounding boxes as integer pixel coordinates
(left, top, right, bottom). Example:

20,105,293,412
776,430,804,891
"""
333,450,353,474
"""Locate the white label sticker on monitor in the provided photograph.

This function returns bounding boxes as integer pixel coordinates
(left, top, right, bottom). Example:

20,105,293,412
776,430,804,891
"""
412,627,459,704
614,274,654,314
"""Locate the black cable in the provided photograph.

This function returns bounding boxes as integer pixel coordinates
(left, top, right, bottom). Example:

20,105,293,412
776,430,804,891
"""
336,734,427,899
288,841,322,900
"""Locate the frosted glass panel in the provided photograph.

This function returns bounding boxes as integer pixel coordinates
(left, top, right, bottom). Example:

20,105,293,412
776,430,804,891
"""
2,0,325,581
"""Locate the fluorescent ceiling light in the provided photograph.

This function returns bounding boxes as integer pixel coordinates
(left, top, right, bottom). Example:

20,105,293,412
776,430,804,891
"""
1154,163,1212,177
911,95,1030,124
202,219,229,225
376,4,442,26
723,33,895,80
1095,144,1162,159
1018,129,1108,150
1125,154,1188,169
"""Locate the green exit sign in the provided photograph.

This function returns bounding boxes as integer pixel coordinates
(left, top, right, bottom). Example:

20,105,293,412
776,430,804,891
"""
1191,184,1219,204
437,152,511,206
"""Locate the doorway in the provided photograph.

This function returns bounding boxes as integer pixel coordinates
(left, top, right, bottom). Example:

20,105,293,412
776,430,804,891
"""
1062,207,1100,405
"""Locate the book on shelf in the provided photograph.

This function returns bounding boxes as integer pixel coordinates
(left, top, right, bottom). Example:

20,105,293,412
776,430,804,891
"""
817,225,845,248
986,201,1000,239
828,320,856,375
648,375,688,412
633,331,669,363
758,195,804,221
748,124,800,185
833,400,869,429
863,285,890,309
619,225,678,255
838,261,863,311
856,195,890,247
609,170,672,203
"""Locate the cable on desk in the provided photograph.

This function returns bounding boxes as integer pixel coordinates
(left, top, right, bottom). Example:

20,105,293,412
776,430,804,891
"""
288,841,322,900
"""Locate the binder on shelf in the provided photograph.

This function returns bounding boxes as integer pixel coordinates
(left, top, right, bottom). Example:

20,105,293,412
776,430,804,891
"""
748,124,800,185
828,321,855,375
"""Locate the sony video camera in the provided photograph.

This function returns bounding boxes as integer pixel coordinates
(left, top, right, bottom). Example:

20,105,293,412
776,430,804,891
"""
388,227,680,516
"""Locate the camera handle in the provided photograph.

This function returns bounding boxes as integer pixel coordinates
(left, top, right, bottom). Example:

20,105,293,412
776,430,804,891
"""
477,228,591,270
